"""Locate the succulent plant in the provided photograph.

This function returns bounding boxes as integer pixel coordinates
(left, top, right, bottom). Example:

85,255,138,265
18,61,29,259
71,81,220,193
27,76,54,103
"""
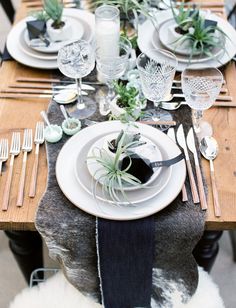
43,0,64,28
108,129,143,152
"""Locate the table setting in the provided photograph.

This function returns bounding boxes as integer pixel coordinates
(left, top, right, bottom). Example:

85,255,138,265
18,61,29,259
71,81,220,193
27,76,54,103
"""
1,0,236,307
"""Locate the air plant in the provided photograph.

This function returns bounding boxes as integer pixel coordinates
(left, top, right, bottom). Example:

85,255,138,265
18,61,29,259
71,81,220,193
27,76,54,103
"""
175,15,226,58
170,3,226,59
88,131,143,204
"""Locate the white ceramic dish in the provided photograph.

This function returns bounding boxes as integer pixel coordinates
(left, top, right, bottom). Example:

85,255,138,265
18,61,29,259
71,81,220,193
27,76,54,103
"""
138,9,236,71
86,132,164,192
7,9,95,69
24,15,84,54
56,121,186,220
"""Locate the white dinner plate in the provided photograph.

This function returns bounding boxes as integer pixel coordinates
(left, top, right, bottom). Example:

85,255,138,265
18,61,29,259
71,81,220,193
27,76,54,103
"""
56,121,186,220
138,9,236,71
7,9,95,69
74,132,171,205
157,18,223,59
86,132,164,192
24,15,84,54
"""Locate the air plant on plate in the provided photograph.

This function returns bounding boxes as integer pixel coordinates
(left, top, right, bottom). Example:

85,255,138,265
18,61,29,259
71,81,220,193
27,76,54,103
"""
170,4,227,59
88,130,151,204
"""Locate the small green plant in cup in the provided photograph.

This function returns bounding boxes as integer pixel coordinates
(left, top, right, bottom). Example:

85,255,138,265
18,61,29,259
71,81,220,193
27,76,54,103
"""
109,82,145,122
44,0,64,29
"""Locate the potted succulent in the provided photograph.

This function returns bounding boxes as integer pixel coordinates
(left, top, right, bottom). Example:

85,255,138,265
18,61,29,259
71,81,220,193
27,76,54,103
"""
110,82,145,121
104,129,144,157
44,0,72,42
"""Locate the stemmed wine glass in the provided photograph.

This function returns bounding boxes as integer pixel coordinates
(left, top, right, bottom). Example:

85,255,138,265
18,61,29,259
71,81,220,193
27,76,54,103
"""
57,40,96,119
136,49,178,122
95,37,132,115
181,66,223,137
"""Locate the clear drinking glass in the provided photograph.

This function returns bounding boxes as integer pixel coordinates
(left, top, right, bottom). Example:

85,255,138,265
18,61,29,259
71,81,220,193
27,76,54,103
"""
182,66,223,136
57,40,96,119
136,49,178,121
96,37,132,114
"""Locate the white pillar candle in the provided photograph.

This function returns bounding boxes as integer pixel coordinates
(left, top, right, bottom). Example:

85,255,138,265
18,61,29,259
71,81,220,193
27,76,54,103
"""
95,5,120,59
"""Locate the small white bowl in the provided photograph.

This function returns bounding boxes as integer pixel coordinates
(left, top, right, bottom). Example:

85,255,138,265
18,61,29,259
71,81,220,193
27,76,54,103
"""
62,118,81,136
44,125,63,143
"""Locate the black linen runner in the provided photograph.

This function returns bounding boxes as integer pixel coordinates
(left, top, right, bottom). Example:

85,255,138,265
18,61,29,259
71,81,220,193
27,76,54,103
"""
97,217,155,308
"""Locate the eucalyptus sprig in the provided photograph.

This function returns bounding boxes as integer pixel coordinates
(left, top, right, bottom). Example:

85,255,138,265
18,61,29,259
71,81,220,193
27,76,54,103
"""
88,132,142,204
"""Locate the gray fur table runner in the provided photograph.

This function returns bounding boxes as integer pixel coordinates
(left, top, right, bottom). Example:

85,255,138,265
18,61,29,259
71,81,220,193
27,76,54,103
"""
36,100,205,307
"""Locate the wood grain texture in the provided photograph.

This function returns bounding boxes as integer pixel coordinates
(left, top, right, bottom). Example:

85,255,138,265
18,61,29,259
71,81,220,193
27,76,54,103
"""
1,0,236,230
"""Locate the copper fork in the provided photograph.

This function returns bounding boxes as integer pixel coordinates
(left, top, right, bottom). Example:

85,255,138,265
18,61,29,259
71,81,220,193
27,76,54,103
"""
0,139,9,175
2,132,21,211
29,122,44,198
17,129,33,206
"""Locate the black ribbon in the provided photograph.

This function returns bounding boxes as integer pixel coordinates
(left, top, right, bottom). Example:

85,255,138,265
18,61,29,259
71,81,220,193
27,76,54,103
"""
150,152,184,168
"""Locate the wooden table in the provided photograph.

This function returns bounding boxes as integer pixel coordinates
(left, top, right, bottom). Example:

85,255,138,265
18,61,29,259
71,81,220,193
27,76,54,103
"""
0,0,236,231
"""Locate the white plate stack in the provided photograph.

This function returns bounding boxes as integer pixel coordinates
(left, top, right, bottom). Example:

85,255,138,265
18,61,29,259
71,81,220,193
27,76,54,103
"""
7,9,95,69
56,121,186,220
138,9,236,71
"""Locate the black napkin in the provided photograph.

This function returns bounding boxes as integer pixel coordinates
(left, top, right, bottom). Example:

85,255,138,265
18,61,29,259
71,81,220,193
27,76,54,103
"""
97,217,154,308
1,45,13,62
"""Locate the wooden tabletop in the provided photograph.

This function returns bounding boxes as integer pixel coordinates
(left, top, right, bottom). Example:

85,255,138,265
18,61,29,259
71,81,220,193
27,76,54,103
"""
0,0,236,231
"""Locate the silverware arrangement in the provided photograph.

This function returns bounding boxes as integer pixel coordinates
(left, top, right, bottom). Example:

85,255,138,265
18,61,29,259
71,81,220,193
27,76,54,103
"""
0,122,45,211
172,124,221,216
176,124,200,204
